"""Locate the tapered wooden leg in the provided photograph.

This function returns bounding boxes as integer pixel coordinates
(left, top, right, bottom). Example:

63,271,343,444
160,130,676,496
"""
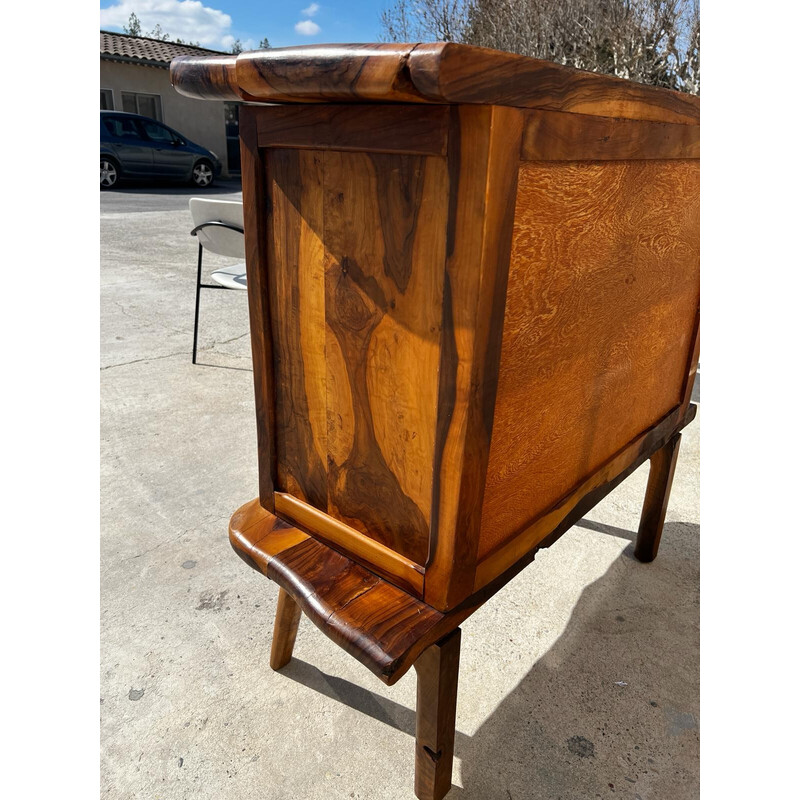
270,588,302,670
414,628,461,800
635,433,682,563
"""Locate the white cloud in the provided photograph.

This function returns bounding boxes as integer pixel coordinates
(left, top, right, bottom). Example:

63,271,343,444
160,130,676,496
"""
302,3,320,16
99,0,234,49
294,20,321,35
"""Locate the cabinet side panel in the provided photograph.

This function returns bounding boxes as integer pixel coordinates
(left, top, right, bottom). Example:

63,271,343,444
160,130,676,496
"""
478,159,699,560
267,146,448,569
268,149,329,510
323,151,448,566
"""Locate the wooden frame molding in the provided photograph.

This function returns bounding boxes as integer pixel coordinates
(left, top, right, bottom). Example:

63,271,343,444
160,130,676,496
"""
240,110,278,510
521,108,700,161
424,103,524,611
274,492,425,597
256,104,449,156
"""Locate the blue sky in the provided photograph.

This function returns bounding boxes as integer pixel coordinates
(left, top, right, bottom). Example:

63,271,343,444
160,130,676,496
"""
99,0,389,51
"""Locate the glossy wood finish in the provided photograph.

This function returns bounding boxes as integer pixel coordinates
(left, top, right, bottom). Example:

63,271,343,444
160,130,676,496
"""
167,53,242,100
424,104,523,611
236,96,699,607
521,108,700,161
232,411,697,691
414,629,461,800
269,588,302,670
477,159,699,575
265,140,449,572
323,149,447,562
230,499,457,685
274,491,424,596
635,433,682,563
475,405,694,591
239,110,278,509
237,43,425,103
172,43,699,125
256,104,449,156
408,43,699,123
170,44,423,103
177,45,701,800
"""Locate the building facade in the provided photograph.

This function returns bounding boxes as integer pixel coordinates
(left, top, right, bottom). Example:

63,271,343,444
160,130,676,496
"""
101,31,232,177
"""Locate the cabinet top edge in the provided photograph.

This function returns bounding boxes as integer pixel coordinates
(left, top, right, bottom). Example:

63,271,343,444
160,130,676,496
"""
170,42,700,126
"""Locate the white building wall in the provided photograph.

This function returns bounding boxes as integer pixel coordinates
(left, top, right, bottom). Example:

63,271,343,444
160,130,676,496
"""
101,59,229,177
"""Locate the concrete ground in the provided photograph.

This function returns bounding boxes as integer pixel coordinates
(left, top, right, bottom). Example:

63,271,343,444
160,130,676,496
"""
101,181,700,800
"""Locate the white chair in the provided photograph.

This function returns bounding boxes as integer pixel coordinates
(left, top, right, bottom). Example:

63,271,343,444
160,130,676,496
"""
189,198,247,364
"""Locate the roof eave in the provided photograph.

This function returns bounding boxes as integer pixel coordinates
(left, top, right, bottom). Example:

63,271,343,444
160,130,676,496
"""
101,53,169,69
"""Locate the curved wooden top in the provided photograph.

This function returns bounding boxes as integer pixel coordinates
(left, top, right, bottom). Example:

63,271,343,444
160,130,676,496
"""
171,42,699,125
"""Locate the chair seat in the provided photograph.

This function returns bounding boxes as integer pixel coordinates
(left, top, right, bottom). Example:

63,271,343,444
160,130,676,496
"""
229,499,475,685
211,263,247,290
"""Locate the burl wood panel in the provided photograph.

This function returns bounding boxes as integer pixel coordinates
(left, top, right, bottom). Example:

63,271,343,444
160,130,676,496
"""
478,159,699,562
267,147,449,568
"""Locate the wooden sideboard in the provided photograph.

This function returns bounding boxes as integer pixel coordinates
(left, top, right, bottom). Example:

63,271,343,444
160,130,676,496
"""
172,42,699,800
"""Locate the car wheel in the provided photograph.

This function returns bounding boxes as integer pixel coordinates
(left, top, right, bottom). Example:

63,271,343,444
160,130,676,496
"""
191,160,215,188
100,157,119,190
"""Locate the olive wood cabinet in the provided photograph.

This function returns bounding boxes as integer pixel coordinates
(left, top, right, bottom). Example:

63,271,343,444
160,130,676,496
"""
171,42,699,800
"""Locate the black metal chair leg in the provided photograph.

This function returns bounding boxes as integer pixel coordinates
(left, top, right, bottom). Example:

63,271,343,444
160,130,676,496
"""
192,242,203,364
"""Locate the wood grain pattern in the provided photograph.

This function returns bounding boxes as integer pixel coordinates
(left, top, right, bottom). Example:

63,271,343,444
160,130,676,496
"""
322,150,448,565
231,395,691,684
475,405,689,590
171,43,700,126
424,105,524,611
268,148,329,510
237,43,425,103
679,308,700,421
265,141,449,568
414,629,461,800
473,403,695,594
635,432,682,563
521,108,700,161
477,159,699,568
274,492,424,596
229,499,455,685
408,43,700,124
256,104,448,156
239,108,279,509
269,587,302,670
170,54,245,101
214,68,700,800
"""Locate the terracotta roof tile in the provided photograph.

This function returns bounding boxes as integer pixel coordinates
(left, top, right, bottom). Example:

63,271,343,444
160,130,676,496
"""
100,30,225,65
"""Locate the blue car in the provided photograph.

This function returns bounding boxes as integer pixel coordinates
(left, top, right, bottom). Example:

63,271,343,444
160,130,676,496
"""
100,110,222,190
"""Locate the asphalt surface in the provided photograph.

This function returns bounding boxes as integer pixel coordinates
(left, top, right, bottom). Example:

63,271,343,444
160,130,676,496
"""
101,185,700,800
100,177,243,213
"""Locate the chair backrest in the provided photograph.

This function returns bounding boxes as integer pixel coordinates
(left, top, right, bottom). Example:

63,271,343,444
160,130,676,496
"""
189,198,246,259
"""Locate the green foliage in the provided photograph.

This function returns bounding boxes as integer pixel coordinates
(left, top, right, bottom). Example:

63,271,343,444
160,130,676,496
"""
123,12,141,37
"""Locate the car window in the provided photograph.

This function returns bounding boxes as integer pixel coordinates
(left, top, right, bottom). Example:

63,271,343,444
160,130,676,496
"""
140,120,177,144
103,116,142,140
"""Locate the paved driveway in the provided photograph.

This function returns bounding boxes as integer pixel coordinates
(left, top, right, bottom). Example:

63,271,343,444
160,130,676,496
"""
100,184,700,799
101,178,243,214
